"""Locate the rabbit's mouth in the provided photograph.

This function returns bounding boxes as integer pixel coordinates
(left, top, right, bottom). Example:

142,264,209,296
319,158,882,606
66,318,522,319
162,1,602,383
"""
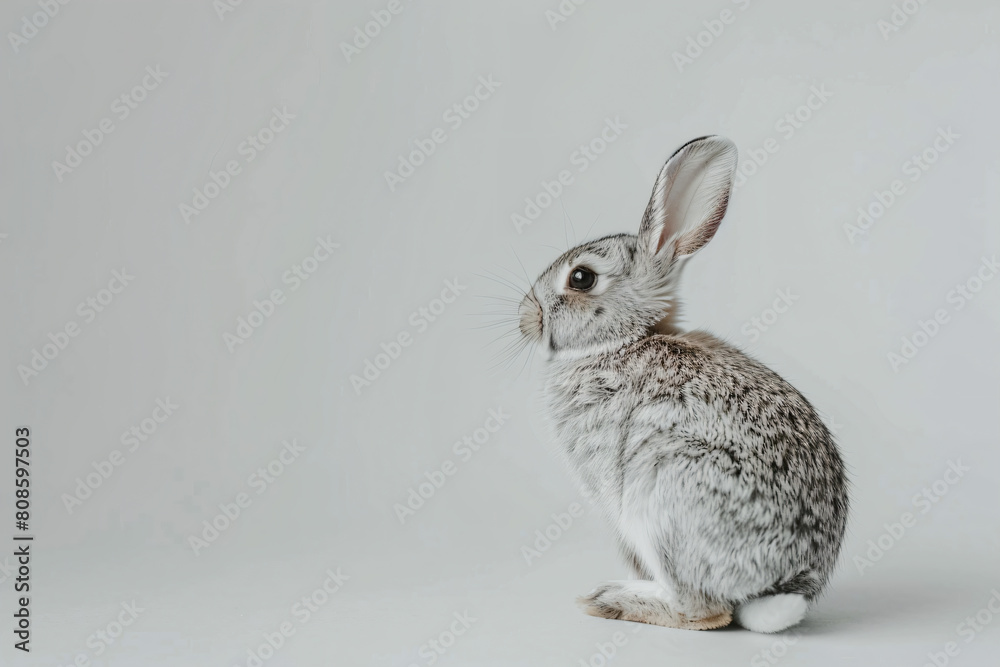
518,290,544,342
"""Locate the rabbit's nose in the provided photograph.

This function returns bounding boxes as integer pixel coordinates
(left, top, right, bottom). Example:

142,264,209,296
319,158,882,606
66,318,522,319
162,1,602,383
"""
518,291,543,340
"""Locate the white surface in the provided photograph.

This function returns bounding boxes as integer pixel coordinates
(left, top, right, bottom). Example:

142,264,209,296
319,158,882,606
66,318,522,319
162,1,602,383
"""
2,1,999,665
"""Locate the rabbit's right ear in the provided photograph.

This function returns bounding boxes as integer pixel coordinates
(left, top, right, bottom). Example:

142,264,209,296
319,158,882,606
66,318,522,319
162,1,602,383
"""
638,136,738,260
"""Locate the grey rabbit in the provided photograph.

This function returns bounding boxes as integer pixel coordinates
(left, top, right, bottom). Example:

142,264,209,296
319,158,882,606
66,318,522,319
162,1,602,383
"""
515,136,848,633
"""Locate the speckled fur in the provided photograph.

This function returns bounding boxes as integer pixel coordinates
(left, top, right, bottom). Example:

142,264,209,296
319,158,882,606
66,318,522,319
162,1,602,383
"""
518,136,848,630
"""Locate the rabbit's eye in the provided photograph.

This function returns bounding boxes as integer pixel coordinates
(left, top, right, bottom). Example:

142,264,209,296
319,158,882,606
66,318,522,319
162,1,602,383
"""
568,267,597,291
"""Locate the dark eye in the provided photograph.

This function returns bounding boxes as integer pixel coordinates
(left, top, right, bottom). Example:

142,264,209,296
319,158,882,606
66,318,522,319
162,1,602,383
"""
568,267,597,291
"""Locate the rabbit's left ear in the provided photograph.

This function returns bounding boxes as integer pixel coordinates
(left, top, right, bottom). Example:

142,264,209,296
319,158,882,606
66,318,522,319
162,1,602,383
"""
638,135,738,259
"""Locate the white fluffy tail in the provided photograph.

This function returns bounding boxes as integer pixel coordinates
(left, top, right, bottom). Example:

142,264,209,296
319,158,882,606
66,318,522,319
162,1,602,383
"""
735,594,808,633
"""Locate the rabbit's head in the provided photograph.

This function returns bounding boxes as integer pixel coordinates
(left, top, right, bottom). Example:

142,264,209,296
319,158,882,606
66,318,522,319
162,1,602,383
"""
519,135,738,360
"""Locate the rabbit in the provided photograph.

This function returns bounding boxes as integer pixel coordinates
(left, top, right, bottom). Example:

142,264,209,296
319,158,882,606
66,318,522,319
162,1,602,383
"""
515,135,848,633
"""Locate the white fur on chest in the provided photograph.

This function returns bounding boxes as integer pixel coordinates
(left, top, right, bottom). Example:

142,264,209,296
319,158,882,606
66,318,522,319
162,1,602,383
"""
542,361,686,514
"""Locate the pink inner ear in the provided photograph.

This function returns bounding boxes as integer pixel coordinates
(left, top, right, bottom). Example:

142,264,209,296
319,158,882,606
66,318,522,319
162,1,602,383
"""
674,189,729,257
641,137,737,258
654,230,678,257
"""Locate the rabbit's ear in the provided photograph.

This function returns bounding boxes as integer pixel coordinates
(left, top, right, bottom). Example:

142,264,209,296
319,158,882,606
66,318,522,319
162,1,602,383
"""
638,136,737,259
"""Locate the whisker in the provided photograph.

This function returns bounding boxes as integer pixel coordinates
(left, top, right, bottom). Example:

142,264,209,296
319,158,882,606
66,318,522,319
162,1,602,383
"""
466,306,519,317
514,336,535,378
507,247,534,292
488,329,522,346
475,324,520,332
494,264,531,293
471,294,522,302
472,322,519,332
477,270,525,296
584,212,602,241
493,331,528,356
560,197,577,248
491,337,530,368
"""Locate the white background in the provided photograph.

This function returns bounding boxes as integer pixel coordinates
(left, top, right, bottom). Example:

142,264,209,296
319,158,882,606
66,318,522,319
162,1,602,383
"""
2,1,999,665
